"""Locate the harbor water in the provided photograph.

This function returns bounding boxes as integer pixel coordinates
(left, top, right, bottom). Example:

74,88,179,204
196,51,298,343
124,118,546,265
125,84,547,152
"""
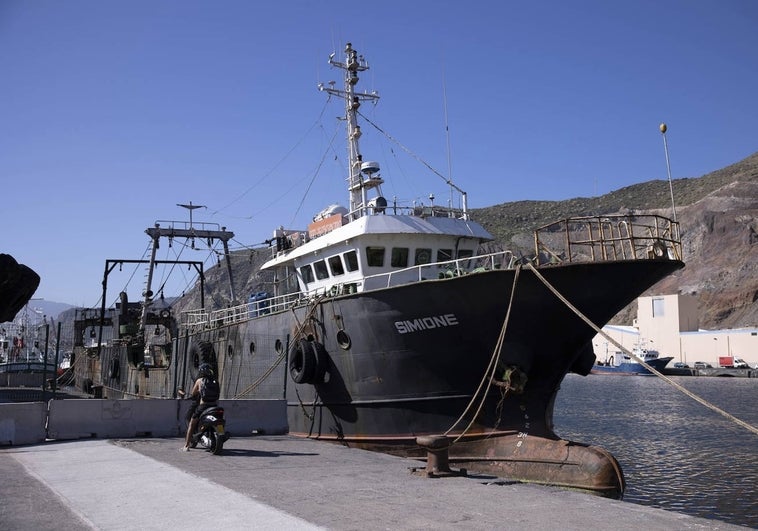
554,374,758,528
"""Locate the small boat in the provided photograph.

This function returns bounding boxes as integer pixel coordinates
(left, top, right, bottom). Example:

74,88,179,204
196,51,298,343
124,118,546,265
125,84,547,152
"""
73,42,685,498
592,345,673,375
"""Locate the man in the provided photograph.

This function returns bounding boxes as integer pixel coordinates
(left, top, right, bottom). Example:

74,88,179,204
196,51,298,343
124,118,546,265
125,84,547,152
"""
181,363,219,451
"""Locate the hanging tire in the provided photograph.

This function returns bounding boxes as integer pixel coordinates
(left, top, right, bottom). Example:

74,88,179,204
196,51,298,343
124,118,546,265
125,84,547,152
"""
189,340,217,380
289,339,318,384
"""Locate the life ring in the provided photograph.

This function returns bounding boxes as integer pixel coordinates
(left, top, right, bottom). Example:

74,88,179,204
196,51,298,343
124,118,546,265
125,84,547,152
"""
108,358,120,380
289,339,318,384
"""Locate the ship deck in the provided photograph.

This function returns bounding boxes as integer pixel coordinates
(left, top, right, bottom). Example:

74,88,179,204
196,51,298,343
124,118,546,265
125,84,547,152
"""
2,436,738,530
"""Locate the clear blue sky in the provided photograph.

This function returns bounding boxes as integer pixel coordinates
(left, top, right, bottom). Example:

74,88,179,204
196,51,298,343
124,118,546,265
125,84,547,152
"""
2,0,757,307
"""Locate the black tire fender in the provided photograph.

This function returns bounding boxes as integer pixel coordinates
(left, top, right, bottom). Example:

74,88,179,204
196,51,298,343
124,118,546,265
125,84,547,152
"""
289,339,317,384
189,340,217,380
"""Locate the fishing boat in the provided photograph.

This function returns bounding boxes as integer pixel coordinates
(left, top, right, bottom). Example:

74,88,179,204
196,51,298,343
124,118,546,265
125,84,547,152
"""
592,344,673,375
73,42,685,498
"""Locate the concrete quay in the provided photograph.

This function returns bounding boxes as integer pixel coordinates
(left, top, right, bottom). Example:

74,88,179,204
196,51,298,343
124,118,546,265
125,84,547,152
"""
1,435,742,531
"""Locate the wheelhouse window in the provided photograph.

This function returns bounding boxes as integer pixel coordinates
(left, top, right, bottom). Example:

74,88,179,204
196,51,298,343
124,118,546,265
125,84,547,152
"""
313,259,329,280
414,248,432,265
437,249,453,262
391,247,409,268
300,264,314,285
366,246,385,267
344,250,359,272
328,255,345,276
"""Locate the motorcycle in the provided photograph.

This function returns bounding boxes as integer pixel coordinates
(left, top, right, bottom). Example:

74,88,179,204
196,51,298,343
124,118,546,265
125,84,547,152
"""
178,390,228,455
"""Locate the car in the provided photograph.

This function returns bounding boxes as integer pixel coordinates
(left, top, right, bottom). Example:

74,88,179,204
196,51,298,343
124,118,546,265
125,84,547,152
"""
693,361,712,369
673,362,689,368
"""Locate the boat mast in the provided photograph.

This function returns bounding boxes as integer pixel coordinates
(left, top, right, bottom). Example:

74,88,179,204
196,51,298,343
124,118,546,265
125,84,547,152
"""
139,205,236,337
319,42,381,220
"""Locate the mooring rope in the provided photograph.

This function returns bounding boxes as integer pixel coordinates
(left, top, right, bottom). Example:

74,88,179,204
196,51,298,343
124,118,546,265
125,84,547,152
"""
443,264,522,443
525,262,758,437
231,294,328,399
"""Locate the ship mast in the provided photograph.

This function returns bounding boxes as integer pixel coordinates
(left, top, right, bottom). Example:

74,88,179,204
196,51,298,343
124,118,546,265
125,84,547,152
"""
139,205,236,337
319,42,382,220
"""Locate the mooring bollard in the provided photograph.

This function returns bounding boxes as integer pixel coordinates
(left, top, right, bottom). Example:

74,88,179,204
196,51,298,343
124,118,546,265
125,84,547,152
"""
413,435,466,477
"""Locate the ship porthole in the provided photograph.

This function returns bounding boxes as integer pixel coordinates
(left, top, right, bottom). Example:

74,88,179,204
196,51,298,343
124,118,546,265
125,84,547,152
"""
249,342,255,355
337,330,351,350
227,345,234,359
275,339,283,354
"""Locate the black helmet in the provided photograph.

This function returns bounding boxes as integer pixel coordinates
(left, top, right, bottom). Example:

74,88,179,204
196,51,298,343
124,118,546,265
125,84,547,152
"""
198,363,213,378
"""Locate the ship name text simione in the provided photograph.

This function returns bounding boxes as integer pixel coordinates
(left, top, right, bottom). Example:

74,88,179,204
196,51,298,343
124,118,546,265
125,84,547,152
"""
394,314,459,334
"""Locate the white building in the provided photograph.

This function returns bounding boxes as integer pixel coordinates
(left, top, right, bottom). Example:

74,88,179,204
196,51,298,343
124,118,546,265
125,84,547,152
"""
593,294,758,368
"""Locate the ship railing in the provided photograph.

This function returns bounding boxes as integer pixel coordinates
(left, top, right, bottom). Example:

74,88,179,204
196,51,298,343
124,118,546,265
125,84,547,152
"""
180,292,302,329
533,214,682,265
346,202,469,222
152,219,225,233
183,250,518,323
361,250,517,291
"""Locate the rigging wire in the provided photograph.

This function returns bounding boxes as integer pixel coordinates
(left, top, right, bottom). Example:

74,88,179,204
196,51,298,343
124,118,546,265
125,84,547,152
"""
154,231,188,298
441,63,455,209
211,97,334,217
287,123,342,227
358,110,451,186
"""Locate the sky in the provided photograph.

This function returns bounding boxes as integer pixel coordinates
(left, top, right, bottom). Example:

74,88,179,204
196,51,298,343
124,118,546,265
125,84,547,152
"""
2,0,757,308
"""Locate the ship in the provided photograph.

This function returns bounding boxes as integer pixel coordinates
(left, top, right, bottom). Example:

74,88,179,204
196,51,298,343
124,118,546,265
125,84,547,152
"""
72,42,684,498
592,344,673,375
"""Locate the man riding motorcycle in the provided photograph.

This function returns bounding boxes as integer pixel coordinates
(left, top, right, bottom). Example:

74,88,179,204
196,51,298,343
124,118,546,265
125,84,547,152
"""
181,363,219,451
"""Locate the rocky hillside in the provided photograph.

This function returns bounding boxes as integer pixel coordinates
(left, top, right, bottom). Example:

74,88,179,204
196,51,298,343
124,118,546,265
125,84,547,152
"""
472,151,758,328
174,151,758,330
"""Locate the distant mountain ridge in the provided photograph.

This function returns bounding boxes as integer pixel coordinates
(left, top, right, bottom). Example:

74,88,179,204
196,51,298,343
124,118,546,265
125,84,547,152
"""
7,300,74,324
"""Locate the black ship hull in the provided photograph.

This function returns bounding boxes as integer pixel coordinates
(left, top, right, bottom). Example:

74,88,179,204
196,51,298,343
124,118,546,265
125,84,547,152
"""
171,257,682,497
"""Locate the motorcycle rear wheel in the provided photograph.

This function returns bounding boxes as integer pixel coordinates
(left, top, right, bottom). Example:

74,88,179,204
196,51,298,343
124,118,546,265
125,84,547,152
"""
202,428,223,455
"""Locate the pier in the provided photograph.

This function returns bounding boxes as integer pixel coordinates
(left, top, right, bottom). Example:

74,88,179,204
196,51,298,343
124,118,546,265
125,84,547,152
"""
2,435,742,530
